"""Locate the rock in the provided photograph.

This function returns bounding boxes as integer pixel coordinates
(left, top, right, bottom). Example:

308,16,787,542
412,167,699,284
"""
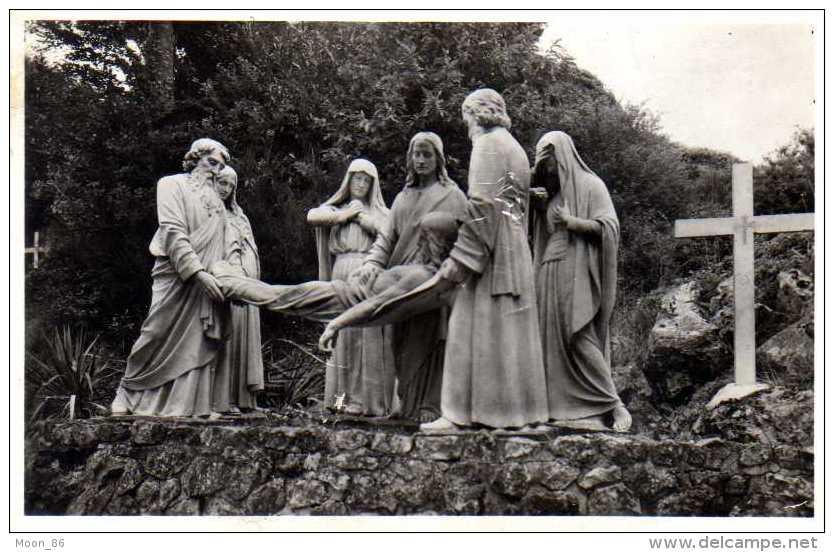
656,486,720,515
725,475,749,496
166,497,200,515
773,445,813,471
587,483,640,515
25,417,815,517
143,446,192,479
52,422,100,448
370,433,413,455
222,459,269,501
757,319,814,383
520,488,581,514
611,363,659,425
204,497,245,515
330,450,381,471
731,472,814,517
577,465,622,490
550,435,598,466
159,479,181,510
528,461,581,491
105,493,139,515
112,458,143,496
776,269,813,318
650,442,685,467
67,483,116,515
131,420,168,445
135,479,161,513
287,479,329,510
414,435,464,461
703,388,813,448
738,444,772,467
181,457,227,497
650,282,718,352
501,437,546,460
245,479,287,514
303,452,322,471
443,484,484,514
315,469,351,498
490,463,532,498
329,429,370,451
644,282,729,403
622,462,678,502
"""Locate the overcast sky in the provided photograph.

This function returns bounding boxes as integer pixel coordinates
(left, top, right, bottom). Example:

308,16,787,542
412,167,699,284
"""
539,18,817,162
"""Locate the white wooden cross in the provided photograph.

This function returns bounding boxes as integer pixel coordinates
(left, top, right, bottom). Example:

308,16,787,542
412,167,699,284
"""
674,163,814,409
25,231,46,268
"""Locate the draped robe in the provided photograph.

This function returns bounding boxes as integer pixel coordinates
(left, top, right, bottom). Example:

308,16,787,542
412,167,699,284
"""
364,180,468,419
308,159,394,416
531,131,620,420
212,201,264,412
111,173,228,417
441,127,549,428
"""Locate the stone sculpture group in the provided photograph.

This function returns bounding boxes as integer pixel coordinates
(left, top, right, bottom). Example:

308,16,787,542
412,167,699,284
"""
110,88,633,433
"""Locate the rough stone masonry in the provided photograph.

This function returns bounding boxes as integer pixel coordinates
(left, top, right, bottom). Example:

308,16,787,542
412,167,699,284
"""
25,417,813,516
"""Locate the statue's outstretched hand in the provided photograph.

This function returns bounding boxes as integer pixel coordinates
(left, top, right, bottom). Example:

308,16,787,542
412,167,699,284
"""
195,270,224,302
319,323,340,352
437,258,470,284
350,263,382,288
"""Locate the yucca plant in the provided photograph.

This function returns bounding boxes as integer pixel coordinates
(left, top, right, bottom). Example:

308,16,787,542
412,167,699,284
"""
25,326,121,421
260,338,326,411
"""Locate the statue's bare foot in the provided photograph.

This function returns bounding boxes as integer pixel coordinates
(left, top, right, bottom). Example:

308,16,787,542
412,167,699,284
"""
611,404,632,433
207,411,224,421
420,416,459,432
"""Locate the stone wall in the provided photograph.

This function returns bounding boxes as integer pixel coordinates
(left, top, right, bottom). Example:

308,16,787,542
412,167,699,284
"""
25,418,813,516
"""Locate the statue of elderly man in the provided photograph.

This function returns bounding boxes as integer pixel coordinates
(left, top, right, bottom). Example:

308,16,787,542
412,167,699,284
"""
111,138,231,418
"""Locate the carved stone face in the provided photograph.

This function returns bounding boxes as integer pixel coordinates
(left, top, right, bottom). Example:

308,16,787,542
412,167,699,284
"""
412,141,438,179
216,174,235,202
195,150,227,177
349,171,373,200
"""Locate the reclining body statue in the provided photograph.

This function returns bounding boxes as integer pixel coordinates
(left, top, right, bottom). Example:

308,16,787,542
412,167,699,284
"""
211,212,459,351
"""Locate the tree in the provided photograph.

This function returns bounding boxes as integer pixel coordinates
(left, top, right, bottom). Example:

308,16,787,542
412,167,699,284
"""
24,20,704,344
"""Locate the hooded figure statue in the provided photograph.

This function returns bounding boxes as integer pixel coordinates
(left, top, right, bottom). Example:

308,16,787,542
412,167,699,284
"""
307,158,394,416
530,130,631,432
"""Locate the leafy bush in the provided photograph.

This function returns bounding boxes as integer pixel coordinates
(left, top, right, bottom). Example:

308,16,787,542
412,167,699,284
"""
25,326,122,421
25,21,699,342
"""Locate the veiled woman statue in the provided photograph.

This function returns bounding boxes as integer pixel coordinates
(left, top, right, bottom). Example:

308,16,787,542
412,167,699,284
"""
110,138,230,417
212,166,264,414
530,131,631,432
352,133,468,423
307,159,394,416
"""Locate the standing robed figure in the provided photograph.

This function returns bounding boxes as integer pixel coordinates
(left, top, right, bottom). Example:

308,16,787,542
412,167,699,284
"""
307,159,394,416
352,133,468,423
111,138,230,417
424,89,549,430
212,165,264,413
530,131,631,432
